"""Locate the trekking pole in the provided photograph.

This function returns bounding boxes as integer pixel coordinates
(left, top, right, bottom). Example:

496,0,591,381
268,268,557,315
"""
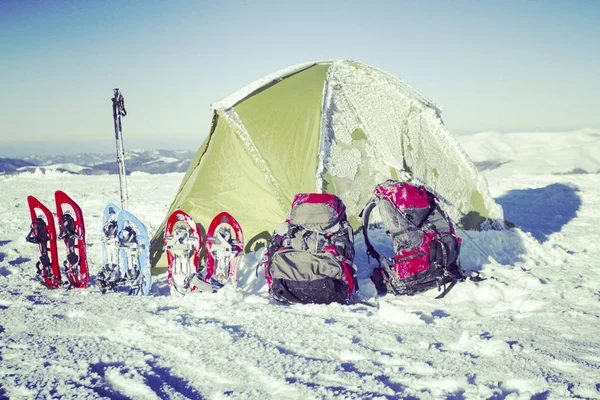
111,88,129,210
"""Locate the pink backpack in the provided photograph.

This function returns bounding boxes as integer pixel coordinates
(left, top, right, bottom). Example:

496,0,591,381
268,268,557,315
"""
361,180,463,297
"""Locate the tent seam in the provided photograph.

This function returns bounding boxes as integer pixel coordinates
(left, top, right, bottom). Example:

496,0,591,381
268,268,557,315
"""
222,109,288,214
316,64,334,193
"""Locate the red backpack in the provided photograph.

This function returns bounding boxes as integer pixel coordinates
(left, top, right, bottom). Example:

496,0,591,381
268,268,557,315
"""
361,180,463,297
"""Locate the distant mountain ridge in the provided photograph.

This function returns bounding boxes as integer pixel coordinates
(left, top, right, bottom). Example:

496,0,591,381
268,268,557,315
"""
0,158,38,174
0,149,195,175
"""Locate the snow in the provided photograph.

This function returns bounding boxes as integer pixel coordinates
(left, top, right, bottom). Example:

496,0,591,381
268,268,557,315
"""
1,131,600,398
211,61,334,111
459,128,600,176
317,61,505,224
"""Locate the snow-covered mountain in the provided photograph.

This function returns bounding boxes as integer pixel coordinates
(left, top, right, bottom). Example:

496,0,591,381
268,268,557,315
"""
0,149,195,175
0,130,599,398
0,158,37,174
457,128,600,175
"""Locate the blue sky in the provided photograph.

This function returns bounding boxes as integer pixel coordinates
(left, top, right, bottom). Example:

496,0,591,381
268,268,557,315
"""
0,0,598,156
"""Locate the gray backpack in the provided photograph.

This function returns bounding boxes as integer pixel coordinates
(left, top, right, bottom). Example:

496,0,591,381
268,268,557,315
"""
263,193,356,304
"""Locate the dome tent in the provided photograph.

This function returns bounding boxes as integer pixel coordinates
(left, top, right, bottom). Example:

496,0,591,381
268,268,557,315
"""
149,60,504,269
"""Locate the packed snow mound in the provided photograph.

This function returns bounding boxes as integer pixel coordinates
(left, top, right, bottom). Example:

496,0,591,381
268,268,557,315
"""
458,128,600,175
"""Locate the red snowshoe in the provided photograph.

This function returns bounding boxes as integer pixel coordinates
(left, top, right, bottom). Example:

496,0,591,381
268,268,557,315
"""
165,209,202,295
55,190,88,289
204,212,244,288
26,196,61,288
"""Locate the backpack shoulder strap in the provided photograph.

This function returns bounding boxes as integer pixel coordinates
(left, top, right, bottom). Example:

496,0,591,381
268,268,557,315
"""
419,190,442,232
360,197,384,266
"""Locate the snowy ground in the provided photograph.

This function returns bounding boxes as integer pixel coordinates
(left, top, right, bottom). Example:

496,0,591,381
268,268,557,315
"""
1,130,600,399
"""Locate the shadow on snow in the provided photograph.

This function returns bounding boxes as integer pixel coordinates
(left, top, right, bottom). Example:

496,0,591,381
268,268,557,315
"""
496,183,581,243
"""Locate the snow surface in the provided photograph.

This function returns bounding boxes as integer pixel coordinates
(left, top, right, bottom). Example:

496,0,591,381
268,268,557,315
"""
459,129,600,176
1,131,600,399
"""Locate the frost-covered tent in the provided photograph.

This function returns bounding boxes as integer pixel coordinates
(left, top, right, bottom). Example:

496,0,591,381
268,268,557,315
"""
150,60,504,268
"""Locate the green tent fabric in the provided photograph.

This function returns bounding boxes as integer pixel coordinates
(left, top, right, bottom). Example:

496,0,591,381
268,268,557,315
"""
150,60,504,270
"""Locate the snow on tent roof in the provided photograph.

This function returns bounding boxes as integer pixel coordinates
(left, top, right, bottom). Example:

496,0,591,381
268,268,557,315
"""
212,60,441,113
150,60,504,269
